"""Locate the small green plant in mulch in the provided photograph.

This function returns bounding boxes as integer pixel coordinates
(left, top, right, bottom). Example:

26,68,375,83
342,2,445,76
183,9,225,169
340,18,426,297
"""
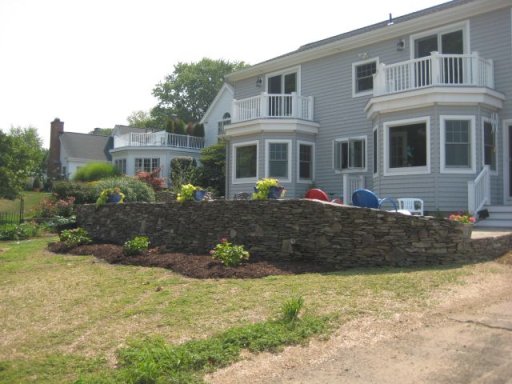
210,238,250,267
59,228,92,248
76,298,332,384
123,236,150,256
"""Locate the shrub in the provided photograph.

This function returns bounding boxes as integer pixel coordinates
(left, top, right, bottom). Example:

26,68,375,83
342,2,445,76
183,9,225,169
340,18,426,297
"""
123,236,150,256
95,187,125,208
72,162,120,182
0,222,40,240
32,177,42,190
448,211,476,224
52,181,96,204
252,178,284,200
135,168,165,191
94,177,155,203
176,184,198,202
59,228,92,248
41,215,76,232
210,238,250,267
37,196,75,218
281,296,304,323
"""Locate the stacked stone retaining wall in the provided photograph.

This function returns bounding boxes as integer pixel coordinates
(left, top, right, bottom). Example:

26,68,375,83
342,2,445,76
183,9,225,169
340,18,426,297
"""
76,200,512,268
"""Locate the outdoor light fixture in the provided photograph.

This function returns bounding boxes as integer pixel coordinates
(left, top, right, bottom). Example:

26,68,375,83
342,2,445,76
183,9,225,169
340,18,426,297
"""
256,77,263,87
397,39,405,51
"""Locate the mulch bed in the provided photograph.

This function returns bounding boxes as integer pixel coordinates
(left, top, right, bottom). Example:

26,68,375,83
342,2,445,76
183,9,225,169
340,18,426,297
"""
47,242,338,279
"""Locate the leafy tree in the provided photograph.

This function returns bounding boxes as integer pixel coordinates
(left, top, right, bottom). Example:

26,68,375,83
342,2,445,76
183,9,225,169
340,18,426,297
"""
88,128,113,136
152,58,246,123
196,140,226,197
0,127,45,199
170,158,199,193
127,110,155,129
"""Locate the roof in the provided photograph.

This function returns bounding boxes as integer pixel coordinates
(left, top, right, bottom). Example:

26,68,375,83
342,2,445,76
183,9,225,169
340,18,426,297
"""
226,0,508,81
60,132,112,162
199,83,234,124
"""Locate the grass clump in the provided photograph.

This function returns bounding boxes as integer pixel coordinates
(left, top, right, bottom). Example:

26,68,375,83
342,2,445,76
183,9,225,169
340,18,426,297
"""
77,299,331,383
281,296,304,323
73,162,120,182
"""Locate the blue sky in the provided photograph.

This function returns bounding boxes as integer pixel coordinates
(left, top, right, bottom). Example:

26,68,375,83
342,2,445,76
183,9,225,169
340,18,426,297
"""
0,0,446,147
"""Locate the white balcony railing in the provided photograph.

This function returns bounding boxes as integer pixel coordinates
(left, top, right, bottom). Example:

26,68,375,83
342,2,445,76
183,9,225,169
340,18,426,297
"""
114,132,205,150
468,165,490,215
374,52,494,96
232,92,314,123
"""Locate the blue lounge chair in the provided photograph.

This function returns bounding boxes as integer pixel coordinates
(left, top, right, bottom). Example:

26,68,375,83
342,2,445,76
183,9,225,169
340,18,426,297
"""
352,189,398,211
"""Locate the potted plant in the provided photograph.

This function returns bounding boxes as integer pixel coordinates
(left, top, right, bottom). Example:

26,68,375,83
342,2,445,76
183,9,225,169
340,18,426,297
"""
177,184,205,202
252,178,286,200
96,187,125,207
448,211,476,238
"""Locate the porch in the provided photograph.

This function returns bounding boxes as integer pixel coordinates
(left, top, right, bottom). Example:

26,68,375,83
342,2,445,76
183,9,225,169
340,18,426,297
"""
113,131,204,151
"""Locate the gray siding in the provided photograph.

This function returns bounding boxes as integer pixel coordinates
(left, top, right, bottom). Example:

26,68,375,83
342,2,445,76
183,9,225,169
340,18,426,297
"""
228,5,512,211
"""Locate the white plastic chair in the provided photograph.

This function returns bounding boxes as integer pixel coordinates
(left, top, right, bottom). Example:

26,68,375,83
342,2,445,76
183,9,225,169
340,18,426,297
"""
397,198,424,216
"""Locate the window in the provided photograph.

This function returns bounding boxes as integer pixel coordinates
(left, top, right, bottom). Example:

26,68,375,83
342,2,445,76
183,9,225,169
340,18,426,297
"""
373,127,378,174
353,58,378,96
218,112,231,136
265,140,291,181
298,142,314,181
384,117,430,175
334,137,366,171
233,141,258,182
135,158,160,175
483,119,496,172
440,116,475,174
114,159,126,175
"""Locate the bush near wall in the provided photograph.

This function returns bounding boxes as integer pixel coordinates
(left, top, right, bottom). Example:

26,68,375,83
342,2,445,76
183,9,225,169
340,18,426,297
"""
72,162,120,182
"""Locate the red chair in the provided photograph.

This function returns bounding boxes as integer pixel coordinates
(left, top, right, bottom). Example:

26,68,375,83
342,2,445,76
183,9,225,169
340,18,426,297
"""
304,188,329,201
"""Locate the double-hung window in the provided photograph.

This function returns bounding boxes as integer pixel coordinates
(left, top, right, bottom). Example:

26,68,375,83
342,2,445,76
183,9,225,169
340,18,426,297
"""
440,116,475,174
334,137,366,171
265,140,291,181
352,58,378,97
298,142,314,181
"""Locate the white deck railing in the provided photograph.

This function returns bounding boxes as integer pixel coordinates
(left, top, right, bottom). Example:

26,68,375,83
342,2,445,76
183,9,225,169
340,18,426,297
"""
343,174,365,205
232,92,314,123
374,52,494,96
468,165,490,215
114,132,205,150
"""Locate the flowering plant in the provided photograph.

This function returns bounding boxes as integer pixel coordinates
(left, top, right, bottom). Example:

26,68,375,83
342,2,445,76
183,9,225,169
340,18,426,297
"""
96,187,125,207
177,184,200,202
448,211,476,224
252,178,286,200
210,238,250,267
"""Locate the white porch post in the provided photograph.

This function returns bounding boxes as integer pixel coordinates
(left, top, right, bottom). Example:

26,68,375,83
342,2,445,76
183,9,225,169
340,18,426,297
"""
374,63,387,96
308,96,314,120
471,51,479,86
430,51,440,85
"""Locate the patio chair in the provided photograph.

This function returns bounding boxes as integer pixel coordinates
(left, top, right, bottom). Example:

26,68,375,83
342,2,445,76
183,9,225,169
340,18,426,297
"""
397,198,424,216
304,188,329,201
351,189,398,211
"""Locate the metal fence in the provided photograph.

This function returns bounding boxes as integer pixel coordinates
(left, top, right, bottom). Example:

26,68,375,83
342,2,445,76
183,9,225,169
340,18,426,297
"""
0,197,24,224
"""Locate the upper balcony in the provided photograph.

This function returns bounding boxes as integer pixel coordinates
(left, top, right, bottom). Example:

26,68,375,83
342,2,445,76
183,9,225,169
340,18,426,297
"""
113,131,204,151
226,92,318,137
366,52,504,118
232,92,314,123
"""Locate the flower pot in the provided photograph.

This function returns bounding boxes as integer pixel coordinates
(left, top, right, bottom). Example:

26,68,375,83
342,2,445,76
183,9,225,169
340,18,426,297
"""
107,193,122,204
461,223,473,239
193,190,206,201
267,186,284,199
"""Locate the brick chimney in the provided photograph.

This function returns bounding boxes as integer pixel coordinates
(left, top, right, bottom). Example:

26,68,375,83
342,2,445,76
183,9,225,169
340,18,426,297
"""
48,118,64,179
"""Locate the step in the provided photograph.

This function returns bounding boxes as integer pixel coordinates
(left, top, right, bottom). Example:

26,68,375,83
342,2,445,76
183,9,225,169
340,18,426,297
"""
475,219,512,228
482,205,512,214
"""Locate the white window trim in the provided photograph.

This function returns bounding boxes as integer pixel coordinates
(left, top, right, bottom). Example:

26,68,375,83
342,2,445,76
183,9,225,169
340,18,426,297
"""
503,119,512,203
264,66,301,95
265,139,292,183
482,117,498,175
383,116,431,176
352,57,379,98
440,115,476,174
373,125,378,177
297,140,315,183
232,140,259,185
333,135,368,174
409,20,470,59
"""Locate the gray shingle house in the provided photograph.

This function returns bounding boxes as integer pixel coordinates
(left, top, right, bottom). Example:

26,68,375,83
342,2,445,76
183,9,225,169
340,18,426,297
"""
221,0,512,225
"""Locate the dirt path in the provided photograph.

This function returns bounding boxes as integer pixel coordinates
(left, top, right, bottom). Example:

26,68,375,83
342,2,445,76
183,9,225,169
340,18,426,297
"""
207,260,512,384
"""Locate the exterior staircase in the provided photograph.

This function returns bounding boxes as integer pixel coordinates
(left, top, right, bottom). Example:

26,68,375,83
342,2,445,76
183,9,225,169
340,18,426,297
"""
475,206,512,228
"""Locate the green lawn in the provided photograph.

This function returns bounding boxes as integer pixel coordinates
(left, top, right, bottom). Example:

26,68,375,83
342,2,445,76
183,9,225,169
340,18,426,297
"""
0,237,505,383
0,191,50,219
